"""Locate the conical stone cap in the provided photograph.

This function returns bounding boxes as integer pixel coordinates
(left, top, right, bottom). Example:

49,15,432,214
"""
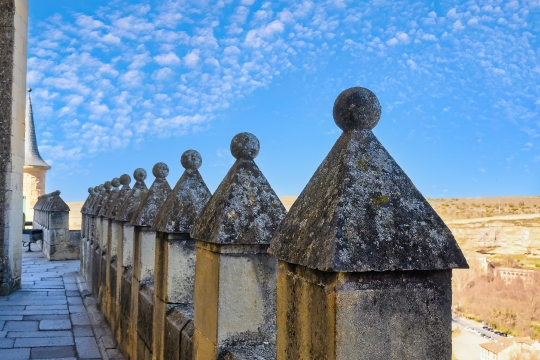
86,186,102,215
268,87,468,272
92,181,112,216
81,188,96,214
131,163,172,227
153,150,212,233
191,133,286,245
99,178,120,217
105,174,132,219
115,169,148,222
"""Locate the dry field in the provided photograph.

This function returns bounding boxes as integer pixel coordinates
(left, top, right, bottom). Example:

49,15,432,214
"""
427,196,540,221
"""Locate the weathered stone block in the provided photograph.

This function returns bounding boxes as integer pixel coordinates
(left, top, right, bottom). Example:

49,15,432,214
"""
137,284,154,351
193,242,277,358
108,259,118,332
119,270,133,359
276,262,451,360
92,247,101,296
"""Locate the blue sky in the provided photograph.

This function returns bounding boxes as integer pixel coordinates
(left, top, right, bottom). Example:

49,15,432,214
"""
27,0,540,201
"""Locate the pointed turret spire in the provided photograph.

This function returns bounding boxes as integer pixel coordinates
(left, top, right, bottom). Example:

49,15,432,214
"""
25,88,50,169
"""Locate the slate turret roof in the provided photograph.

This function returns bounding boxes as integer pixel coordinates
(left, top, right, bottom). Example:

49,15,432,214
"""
24,89,50,169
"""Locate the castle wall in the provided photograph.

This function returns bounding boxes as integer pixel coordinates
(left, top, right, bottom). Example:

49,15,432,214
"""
0,0,28,296
23,166,46,221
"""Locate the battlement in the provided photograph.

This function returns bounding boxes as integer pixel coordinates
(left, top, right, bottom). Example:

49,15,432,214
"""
79,87,468,360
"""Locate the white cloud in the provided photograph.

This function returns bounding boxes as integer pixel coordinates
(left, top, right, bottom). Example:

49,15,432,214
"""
26,0,540,170
386,38,398,46
183,49,200,68
453,20,465,31
152,67,174,81
119,70,144,88
154,52,181,65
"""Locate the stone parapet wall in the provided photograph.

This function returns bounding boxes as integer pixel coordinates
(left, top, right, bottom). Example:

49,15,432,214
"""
80,87,468,359
33,191,80,261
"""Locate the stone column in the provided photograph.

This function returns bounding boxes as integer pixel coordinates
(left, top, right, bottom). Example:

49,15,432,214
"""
98,177,120,314
268,87,469,360
0,0,28,296
191,133,287,359
114,169,148,358
152,150,212,360
104,174,132,335
91,181,111,297
130,163,171,360
85,184,105,288
80,187,95,278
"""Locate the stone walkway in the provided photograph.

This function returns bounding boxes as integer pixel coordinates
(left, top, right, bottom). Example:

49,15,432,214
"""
0,246,124,360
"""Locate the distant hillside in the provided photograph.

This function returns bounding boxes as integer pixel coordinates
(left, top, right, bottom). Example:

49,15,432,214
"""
67,196,540,262
427,196,540,221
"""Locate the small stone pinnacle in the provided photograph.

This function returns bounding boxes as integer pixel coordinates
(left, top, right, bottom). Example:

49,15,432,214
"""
120,174,131,185
88,187,93,194
28,88,32,93
111,178,120,188
333,87,382,132
152,162,169,179
231,132,260,160
104,181,112,190
181,150,202,170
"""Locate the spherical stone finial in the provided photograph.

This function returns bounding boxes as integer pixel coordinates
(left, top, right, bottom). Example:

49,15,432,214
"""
28,88,32,93
88,187,93,194
94,186,100,193
104,181,112,190
231,132,260,160
99,184,104,191
152,162,169,179
333,87,382,132
181,150,202,170
133,168,147,182
53,190,61,196
120,174,131,186
111,178,120,188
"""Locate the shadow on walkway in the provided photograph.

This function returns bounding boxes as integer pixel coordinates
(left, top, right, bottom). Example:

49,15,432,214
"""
0,245,124,360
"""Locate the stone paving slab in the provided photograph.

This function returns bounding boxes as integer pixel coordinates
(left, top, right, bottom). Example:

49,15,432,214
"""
0,246,124,359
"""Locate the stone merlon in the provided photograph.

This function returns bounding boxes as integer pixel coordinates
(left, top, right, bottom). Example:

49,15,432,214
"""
81,187,96,215
92,181,112,216
115,169,148,222
191,132,287,245
153,150,212,234
268,87,469,272
105,174,132,219
99,177,120,217
131,163,172,227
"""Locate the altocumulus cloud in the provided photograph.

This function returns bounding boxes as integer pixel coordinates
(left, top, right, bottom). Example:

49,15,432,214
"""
28,0,540,165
